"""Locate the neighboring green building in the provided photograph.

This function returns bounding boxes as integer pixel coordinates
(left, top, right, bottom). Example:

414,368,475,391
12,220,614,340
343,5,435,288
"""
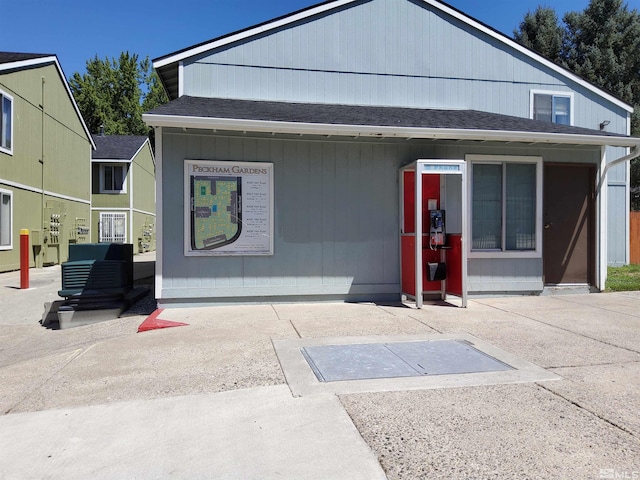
91,134,156,253
0,52,94,272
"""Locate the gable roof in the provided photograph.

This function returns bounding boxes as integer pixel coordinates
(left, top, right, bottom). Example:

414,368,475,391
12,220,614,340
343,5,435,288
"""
144,96,640,149
0,52,96,150
152,0,633,113
0,52,53,65
91,135,150,162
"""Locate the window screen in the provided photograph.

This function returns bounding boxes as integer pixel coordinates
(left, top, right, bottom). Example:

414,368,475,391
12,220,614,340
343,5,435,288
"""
472,162,537,252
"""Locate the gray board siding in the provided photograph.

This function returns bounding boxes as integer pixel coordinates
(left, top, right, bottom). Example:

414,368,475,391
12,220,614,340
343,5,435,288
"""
182,0,629,135
608,182,628,266
160,129,601,303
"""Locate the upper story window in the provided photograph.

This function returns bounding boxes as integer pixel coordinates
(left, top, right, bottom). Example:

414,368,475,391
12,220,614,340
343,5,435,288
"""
0,90,13,155
100,164,127,193
531,91,573,126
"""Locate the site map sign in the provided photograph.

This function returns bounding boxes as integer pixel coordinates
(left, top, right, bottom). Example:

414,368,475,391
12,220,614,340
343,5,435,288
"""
184,160,274,256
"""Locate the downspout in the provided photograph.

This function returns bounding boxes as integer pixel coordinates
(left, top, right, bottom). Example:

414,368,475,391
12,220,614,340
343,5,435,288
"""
39,77,45,268
129,159,134,246
596,146,640,290
597,146,640,194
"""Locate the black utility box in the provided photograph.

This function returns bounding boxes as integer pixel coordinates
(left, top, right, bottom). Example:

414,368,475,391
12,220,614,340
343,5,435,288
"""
427,262,447,282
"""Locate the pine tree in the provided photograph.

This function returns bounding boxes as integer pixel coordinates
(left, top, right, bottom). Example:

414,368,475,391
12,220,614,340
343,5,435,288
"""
513,6,565,62
514,0,640,208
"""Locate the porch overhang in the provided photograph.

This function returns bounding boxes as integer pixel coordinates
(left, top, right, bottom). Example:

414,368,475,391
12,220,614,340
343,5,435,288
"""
144,96,640,149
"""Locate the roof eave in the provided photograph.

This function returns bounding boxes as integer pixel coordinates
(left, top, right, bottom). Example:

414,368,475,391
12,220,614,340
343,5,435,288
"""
0,56,98,150
142,113,640,148
151,0,634,113
91,158,133,163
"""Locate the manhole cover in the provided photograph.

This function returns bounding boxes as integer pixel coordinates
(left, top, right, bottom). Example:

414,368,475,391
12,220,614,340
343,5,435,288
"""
301,340,513,382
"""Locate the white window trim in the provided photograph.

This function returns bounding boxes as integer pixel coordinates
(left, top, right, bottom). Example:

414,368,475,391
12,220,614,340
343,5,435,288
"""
530,90,574,126
99,211,127,243
99,163,128,194
0,188,13,250
467,155,543,259
0,89,14,155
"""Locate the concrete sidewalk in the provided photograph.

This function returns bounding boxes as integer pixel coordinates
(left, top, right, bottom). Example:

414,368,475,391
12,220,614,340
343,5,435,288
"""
1,263,640,478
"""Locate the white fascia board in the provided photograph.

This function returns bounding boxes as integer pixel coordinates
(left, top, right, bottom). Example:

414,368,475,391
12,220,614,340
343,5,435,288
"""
0,56,58,73
152,0,633,114
0,56,97,150
91,158,133,164
51,57,97,150
131,138,151,161
154,0,355,69
421,0,633,113
142,113,640,149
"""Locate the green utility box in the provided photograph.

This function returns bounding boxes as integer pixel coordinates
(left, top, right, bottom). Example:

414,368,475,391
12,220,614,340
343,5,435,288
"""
59,243,133,298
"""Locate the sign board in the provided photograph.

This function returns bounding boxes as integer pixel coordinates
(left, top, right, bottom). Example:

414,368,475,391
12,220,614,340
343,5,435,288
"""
184,160,274,256
421,163,463,174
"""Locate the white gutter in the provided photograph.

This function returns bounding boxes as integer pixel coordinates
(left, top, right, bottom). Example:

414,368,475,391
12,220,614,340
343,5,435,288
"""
601,146,640,179
596,146,640,196
142,113,640,149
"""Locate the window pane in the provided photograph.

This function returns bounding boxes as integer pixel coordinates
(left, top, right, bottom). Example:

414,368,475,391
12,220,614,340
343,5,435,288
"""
553,96,571,125
114,166,124,190
104,166,114,190
533,94,552,122
0,97,4,147
506,164,536,250
1,96,8,149
0,193,10,246
472,164,502,250
4,96,11,149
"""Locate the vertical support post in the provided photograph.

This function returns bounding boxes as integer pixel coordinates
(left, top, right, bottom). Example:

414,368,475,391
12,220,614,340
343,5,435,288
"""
20,229,29,289
415,166,423,309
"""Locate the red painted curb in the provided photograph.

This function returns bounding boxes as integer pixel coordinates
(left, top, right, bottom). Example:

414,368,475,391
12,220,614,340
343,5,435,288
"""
137,309,189,333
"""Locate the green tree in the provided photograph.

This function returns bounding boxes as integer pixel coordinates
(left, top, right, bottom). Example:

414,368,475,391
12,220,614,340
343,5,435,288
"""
563,0,640,134
513,6,565,61
70,52,168,138
514,0,640,208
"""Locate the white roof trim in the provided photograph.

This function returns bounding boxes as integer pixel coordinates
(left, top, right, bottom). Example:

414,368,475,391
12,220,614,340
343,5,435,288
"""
154,0,354,69
91,158,133,163
0,55,97,149
143,112,640,148
153,0,633,113
423,0,632,113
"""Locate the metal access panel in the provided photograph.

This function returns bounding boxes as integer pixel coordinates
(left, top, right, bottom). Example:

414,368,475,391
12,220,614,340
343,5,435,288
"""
301,340,513,383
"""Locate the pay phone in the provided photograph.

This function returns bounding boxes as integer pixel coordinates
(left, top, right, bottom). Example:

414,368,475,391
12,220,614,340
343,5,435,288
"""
429,210,446,248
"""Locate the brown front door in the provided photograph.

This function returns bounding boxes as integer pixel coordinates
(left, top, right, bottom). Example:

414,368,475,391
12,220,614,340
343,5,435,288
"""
543,164,595,285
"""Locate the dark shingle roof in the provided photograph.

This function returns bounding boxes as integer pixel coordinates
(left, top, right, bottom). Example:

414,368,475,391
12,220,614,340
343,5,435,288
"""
91,135,148,160
0,52,54,65
146,96,625,139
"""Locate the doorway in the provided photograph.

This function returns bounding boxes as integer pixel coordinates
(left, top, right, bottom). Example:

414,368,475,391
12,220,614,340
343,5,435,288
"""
543,164,595,285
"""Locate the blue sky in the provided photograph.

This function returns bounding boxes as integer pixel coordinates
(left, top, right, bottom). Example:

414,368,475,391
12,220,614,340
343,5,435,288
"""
2,0,640,79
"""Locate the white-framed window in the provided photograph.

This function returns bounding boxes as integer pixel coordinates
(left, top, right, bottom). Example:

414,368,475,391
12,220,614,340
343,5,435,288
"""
0,89,13,155
99,164,127,193
99,212,126,243
0,189,12,249
530,90,573,125
468,155,543,258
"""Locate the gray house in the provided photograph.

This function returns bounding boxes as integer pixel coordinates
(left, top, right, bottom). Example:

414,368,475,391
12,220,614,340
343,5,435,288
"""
144,0,640,307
